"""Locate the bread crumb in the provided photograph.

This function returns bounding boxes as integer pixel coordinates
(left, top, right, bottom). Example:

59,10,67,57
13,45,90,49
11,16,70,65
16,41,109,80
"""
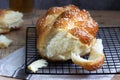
28,59,48,73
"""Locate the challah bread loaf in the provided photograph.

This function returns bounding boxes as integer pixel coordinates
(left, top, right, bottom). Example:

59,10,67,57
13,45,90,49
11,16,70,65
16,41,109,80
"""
36,5,104,70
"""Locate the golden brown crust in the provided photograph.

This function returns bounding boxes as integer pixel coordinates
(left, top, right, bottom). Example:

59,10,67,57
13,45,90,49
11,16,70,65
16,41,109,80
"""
36,16,46,35
69,27,93,44
36,4,80,36
37,27,51,57
46,7,64,15
36,6,65,36
75,20,98,37
53,9,98,44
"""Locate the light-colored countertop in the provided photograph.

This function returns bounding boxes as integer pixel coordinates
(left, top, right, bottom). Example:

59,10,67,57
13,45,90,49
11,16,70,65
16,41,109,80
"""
0,10,120,80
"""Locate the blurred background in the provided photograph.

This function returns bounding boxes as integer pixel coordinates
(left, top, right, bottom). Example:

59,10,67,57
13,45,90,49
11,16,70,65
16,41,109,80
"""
0,0,120,10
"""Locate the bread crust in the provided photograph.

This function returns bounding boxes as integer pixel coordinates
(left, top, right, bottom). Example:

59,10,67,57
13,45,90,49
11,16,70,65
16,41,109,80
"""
36,5,79,36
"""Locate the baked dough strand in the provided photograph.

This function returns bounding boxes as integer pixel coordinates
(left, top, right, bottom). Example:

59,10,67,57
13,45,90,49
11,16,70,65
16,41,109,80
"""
71,39,104,71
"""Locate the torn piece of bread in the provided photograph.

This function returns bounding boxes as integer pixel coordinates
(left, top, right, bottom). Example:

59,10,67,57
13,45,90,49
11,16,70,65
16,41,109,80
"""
71,39,104,71
0,35,12,48
36,5,105,71
28,59,48,73
0,10,23,33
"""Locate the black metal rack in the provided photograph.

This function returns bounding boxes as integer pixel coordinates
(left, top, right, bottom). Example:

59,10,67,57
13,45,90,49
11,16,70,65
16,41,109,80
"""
25,27,120,74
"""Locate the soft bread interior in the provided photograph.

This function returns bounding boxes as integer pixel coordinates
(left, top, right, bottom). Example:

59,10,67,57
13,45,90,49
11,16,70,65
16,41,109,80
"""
39,29,92,61
0,11,23,28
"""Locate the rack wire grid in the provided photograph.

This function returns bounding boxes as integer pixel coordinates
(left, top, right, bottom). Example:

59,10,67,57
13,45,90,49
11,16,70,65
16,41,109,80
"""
25,27,120,75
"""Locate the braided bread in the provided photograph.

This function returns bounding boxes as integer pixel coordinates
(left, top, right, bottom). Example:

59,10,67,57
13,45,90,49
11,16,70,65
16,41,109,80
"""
36,5,104,71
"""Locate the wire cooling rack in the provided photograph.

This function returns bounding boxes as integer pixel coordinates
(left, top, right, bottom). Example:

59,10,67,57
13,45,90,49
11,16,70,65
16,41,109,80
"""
25,27,120,74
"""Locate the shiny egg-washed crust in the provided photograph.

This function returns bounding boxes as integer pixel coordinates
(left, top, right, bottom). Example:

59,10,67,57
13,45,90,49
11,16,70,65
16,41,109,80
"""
37,5,104,71
36,5,79,35
36,5,98,44
54,9,98,44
